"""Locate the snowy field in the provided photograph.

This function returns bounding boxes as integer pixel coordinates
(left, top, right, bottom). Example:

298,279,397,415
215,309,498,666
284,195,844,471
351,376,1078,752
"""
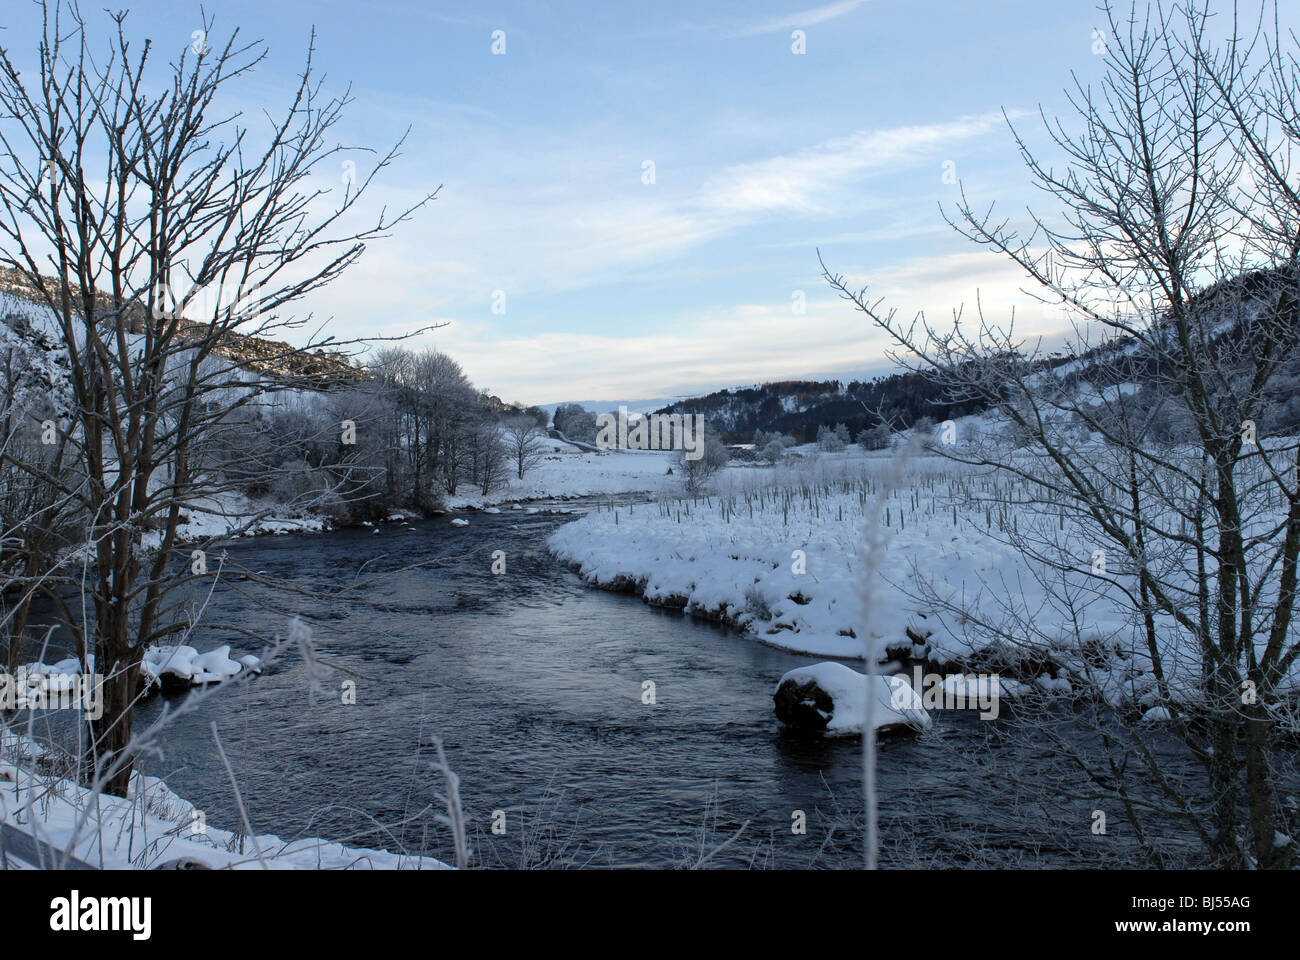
548,443,1300,718
549,446,1040,664
445,441,677,509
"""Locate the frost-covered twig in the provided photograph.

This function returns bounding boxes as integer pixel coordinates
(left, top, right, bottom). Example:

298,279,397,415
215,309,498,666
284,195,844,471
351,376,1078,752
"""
858,438,917,870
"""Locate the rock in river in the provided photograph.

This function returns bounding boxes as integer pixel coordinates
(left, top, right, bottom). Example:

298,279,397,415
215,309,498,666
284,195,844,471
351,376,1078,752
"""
773,662,931,735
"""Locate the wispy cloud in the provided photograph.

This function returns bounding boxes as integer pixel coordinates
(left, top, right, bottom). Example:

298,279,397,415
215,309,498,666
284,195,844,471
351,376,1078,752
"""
701,112,1014,216
315,110,1011,327
401,249,1062,404
419,298,890,403
302,105,1024,396
840,249,1063,339
737,0,868,37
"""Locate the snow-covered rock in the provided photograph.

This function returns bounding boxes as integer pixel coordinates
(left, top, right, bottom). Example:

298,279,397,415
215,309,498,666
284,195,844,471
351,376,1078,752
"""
140,643,260,692
143,645,199,690
12,643,259,702
450,517,470,527
189,645,242,684
29,657,82,676
773,662,931,735
1034,675,1074,696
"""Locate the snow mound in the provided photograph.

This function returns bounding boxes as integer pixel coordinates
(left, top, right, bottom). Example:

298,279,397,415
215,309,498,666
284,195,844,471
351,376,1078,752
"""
139,644,261,692
190,645,242,684
774,663,931,735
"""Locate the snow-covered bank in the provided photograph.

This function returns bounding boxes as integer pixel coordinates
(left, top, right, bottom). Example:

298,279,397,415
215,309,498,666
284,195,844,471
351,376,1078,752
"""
149,490,330,546
444,442,675,510
547,448,1300,713
0,736,448,869
546,453,1005,661
159,443,676,540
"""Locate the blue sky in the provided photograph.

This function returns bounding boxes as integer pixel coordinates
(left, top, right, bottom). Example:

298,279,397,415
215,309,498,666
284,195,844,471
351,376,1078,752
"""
6,1,1265,405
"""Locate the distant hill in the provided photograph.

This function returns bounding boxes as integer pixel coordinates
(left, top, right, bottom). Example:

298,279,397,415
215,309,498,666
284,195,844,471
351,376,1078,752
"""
650,267,1300,444
0,267,365,385
649,372,986,443
538,397,686,417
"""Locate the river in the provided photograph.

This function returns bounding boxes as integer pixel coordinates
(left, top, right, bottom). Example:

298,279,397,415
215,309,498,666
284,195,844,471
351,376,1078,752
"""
19,497,1219,867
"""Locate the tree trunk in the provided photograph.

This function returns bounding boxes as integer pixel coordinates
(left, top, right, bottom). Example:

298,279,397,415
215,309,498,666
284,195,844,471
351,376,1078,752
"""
88,648,141,797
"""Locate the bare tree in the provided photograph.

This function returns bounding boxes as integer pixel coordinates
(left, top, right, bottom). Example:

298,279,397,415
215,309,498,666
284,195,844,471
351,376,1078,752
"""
822,0,1300,868
0,2,436,795
472,422,508,496
413,349,476,497
677,428,730,494
504,416,545,480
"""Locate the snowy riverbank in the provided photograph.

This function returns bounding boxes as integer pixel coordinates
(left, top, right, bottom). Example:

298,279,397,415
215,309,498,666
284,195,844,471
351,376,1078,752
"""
443,443,675,509
547,453,1033,662
547,447,1300,715
160,443,677,543
0,733,449,870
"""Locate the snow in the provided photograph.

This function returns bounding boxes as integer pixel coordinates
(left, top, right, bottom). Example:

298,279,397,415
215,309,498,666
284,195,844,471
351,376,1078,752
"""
28,658,83,677
7,643,259,709
1034,675,1075,695
547,452,1013,661
450,518,470,527
776,662,931,735
154,491,329,547
548,444,1300,713
443,443,676,510
138,644,260,691
1,659,93,709
1078,381,1142,407
0,737,449,870
189,646,243,683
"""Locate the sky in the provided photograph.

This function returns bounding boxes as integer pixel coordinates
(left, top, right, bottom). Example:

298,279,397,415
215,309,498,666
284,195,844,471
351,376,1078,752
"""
3,0,1283,406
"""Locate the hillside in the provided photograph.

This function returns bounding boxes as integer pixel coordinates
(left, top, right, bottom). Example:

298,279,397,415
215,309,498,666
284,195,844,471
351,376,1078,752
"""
0,267,365,384
653,267,1300,443
649,372,987,443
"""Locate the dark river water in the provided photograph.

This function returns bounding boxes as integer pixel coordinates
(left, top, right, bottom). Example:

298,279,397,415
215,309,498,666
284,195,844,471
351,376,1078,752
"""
18,497,1224,868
